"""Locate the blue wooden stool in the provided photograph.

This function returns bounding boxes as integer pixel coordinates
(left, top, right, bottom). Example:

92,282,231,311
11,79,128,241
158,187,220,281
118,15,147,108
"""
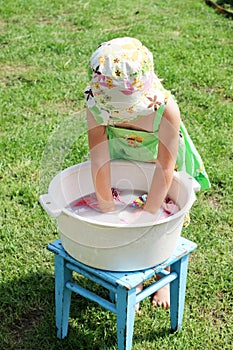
48,237,197,350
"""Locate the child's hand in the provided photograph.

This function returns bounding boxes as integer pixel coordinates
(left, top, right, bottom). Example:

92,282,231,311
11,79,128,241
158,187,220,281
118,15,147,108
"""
162,200,179,215
118,208,159,225
98,201,115,213
71,188,120,212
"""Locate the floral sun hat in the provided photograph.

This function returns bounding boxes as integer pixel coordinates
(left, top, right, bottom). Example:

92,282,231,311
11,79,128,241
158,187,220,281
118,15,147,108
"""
84,37,171,125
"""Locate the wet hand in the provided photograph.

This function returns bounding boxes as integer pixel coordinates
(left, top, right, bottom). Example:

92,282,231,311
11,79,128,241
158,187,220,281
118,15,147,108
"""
118,208,160,225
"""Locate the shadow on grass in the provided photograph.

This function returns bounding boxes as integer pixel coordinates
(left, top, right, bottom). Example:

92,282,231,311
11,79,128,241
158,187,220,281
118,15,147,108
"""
0,271,172,350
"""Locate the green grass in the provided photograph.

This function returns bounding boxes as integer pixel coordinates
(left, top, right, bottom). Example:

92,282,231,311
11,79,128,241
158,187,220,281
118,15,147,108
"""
0,0,232,349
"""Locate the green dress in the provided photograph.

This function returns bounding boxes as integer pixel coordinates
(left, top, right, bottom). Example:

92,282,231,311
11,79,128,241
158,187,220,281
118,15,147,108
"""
106,105,211,191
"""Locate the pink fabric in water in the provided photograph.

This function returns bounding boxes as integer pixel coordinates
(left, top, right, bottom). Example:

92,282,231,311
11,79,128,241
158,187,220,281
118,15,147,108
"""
71,188,179,219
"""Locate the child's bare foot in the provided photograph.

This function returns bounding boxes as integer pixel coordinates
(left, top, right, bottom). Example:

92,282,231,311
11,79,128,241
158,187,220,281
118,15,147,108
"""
135,283,143,312
151,284,170,310
152,270,170,310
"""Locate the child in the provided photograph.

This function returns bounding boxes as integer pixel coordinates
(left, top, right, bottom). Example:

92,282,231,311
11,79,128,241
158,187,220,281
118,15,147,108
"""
84,37,210,309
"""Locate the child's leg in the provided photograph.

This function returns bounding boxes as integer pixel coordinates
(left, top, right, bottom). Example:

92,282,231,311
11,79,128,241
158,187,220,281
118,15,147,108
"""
152,267,170,310
135,283,143,312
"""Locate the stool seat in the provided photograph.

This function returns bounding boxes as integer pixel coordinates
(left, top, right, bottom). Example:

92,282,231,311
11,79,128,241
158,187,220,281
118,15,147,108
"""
48,236,197,350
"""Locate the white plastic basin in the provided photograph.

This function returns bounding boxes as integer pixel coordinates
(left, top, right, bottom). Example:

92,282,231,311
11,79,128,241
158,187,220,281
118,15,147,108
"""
40,160,199,271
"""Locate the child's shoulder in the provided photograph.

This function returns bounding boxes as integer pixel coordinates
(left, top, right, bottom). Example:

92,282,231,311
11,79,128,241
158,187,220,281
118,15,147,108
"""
163,97,180,124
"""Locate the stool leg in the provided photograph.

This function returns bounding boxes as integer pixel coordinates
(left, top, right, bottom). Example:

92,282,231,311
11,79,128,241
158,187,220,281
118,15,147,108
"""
170,254,189,331
55,255,72,339
109,290,115,303
116,286,136,350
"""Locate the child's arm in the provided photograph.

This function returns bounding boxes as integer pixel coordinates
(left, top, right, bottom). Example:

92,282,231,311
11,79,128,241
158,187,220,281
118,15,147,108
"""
86,109,115,212
143,97,180,214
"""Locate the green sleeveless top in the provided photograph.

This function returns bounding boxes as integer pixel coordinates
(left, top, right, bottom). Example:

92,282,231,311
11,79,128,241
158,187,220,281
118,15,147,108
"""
106,105,211,190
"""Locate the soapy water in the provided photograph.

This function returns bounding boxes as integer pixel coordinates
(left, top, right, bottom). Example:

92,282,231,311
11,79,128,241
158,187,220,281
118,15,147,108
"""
67,189,180,225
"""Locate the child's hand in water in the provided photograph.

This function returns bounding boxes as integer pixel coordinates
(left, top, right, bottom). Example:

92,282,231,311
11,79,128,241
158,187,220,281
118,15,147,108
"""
71,188,121,211
118,208,160,225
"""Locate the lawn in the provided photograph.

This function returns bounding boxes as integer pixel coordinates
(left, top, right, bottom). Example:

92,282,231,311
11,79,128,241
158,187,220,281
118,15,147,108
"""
0,0,232,349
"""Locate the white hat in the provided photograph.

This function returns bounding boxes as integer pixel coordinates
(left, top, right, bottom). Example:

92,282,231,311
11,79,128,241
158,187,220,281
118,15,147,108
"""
84,37,170,125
